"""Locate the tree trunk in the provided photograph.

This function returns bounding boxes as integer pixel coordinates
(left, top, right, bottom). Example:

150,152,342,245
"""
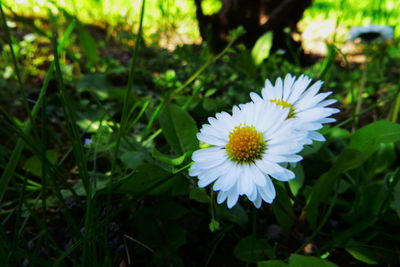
194,0,312,59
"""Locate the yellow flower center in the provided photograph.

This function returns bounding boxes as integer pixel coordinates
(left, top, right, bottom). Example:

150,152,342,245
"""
225,125,266,164
270,99,296,118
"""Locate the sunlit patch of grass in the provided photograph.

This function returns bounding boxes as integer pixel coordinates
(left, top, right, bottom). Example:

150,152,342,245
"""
4,0,400,50
3,0,201,47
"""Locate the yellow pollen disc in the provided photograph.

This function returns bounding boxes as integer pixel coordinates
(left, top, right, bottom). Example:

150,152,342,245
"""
270,99,296,118
225,125,266,164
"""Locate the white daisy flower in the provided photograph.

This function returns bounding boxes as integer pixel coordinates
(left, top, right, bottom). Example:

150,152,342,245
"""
249,74,340,145
189,101,307,208
349,25,394,42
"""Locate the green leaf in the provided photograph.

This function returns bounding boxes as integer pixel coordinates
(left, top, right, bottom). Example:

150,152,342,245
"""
23,150,58,177
120,151,145,169
65,173,110,196
327,127,350,140
77,72,123,100
357,183,388,217
234,235,272,263
150,173,190,196
365,143,396,178
229,26,246,40
288,254,337,267
273,183,295,234
345,247,380,265
257,260,288,267
209,219,220,232
201,0,222,15
189,187,211,204
349,120,400,147
159,103,199,154
78,27,99,66
115,163,172,194
216,203,248,227
324,218,377,249
152,148,188,166
251,31,273,65
289,163,304,196
303,120,400,228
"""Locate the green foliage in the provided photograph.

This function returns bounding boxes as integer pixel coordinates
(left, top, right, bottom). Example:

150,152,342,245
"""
252,31,273,65
258,254,337,267
23,149,57,177
273,184,295,234
78,27,99,67
216,203,249,227
234,235,272,263
288,254,337,267
345,247,380,265
159,103,199,155
304,120,400,228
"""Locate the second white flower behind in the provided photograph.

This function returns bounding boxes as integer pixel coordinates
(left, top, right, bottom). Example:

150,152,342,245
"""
250,74,340,144
189,100,307,208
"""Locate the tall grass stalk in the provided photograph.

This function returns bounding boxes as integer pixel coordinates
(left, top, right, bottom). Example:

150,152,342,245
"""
0,6,76,203
391,92,400,123
50,15,99,262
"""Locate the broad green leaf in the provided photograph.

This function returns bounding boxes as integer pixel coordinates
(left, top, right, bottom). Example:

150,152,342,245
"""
159,103,199,154
299,141,323,157
149,173,190,196
115,163,171,194
326,127,350,140
61,173,110,197
365,143,396,178
288,254,337,267
345,247,380,265
77,73,122,100
152,148,188,166
258,260,288,267
120,151,145,169
23,150,58,177
251,31,273,65
304,121,400,228
345,119,400,160
216,203,248,227
234,235,272,263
